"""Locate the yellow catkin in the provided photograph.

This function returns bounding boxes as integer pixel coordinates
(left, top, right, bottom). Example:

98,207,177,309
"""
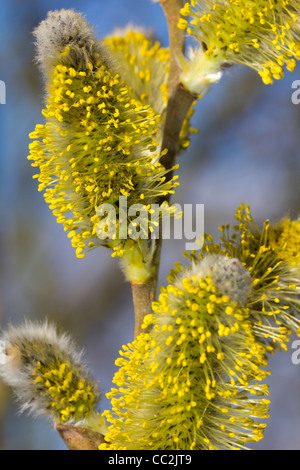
28,34,178,261
0,321,100,425
100,265,270,450
186,204,300,351
180,0,300,84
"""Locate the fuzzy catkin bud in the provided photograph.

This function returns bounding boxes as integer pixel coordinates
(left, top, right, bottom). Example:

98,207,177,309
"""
0,321,100,426
33,9,103,77
184,254,251,304
101,255,269,450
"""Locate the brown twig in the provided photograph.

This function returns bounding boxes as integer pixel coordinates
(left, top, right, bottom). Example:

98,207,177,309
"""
161,0,186,94
131,277,156,340
56,424,105,450
160,0,197,177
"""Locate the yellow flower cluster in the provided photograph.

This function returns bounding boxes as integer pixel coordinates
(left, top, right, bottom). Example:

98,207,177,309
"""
101,267,269,450
104,31,170,115
28,33,178,260
186,204,300,351
101,204,300,450
179,0,300,84
269,218,300,267
33,360,96,424
104,30,198,150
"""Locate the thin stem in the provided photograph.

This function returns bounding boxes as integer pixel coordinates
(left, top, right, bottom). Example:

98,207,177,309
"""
160,0,197,179
160,83,196,176
161,0,186,94
130,0,196,339
131,277,156,340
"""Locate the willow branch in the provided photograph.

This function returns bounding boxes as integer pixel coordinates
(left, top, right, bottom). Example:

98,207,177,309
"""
130,0,196,339
160,0,197,178
131,277,156,340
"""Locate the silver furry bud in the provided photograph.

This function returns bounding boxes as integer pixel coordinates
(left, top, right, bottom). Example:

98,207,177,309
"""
32,9,103,76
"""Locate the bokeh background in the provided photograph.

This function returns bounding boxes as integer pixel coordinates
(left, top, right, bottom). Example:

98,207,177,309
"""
1,0,300,450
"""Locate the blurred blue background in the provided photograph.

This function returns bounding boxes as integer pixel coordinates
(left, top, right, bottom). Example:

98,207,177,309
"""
1,0,300,450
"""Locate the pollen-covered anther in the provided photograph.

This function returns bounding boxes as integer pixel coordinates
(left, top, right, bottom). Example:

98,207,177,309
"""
268,218,300,267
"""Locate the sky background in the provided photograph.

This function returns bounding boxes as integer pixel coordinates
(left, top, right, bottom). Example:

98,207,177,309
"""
1,0,300,450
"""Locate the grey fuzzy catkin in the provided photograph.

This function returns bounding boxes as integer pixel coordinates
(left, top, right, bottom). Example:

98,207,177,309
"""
32,9,104,77
178,254,252,305
0,320,101,424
